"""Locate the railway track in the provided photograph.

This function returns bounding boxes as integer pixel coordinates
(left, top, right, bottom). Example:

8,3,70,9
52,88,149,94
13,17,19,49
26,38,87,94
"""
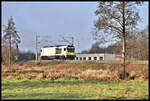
29,60,148,64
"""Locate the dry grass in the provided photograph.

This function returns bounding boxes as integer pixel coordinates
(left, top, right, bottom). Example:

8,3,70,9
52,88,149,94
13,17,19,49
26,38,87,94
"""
1,61,148,81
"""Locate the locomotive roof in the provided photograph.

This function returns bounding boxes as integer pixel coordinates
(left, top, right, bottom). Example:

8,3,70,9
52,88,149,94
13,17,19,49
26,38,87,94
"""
42,45,74,48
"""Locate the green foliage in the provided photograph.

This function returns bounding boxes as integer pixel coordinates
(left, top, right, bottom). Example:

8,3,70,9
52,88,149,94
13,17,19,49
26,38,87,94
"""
2,79,148,100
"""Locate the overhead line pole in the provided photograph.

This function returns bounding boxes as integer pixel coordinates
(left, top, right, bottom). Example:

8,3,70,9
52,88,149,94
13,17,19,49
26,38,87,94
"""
35,35,38,64
78,41,80,53
72,37,74,46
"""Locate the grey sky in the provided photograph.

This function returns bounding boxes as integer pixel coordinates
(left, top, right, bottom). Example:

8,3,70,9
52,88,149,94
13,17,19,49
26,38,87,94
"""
2,2,149,53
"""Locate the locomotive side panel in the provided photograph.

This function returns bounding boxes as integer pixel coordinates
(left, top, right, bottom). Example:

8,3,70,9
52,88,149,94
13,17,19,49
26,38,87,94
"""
41,47,56,56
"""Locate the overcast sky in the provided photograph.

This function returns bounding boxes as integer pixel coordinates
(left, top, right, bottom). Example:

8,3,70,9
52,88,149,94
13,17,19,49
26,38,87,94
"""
2,2,149,53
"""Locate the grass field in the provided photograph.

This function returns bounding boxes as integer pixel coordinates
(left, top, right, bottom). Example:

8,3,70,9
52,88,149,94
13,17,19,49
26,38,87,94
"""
2,79,149,100
2,62,149,100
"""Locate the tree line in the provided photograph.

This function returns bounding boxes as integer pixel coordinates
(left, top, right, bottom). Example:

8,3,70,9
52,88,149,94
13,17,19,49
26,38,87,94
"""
81,25,148,61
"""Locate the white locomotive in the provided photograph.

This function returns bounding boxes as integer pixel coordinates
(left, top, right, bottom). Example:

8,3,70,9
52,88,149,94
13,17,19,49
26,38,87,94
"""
40,45,75,60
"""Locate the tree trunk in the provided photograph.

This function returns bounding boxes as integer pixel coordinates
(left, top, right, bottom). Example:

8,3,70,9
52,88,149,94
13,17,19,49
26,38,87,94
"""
122,1,126,79
9,36,11,66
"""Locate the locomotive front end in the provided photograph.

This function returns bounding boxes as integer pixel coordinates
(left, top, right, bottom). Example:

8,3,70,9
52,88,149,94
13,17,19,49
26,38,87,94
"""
66,45,76,59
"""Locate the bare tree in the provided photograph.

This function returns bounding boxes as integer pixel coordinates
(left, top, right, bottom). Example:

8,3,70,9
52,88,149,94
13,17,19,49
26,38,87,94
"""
93,1,143,79
135,26,149,60
2,16,21,65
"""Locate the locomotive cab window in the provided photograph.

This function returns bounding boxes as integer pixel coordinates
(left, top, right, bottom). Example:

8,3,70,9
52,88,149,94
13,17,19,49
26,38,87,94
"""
67,47,75,52
64,48,66,51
